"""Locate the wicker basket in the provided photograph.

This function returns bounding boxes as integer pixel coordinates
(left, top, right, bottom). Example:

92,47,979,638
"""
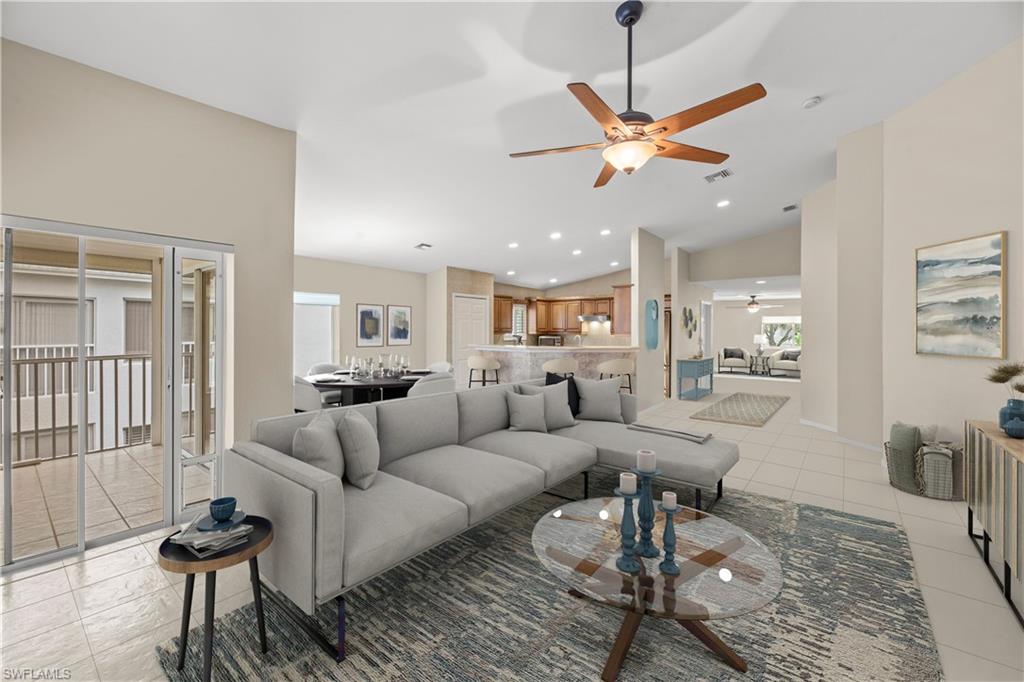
883,441,919,494
884,441,964,500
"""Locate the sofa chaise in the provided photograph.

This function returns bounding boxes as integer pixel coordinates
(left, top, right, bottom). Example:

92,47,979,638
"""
225,380,739,662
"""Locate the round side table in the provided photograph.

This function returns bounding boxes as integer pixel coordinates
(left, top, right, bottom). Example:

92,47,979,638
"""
158,515,273,682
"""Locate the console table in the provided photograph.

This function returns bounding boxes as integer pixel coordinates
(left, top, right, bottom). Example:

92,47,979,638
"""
677,358,714,400
964,421,1023,627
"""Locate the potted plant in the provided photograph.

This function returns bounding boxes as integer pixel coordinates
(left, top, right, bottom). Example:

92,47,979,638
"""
986,362,1024,437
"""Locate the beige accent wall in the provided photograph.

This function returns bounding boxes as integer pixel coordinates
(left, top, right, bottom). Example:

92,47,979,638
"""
689,226,801,282
669,248,713,395
293,256,428,369
800,182,838,430
836,124,884,445
712,298,802,357
425,268,448,365
632,228,665,411
1,40,296,443
881,39,1022,441
545,269,630,298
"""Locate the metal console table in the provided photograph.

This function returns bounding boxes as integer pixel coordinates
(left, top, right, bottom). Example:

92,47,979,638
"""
677,358,714,401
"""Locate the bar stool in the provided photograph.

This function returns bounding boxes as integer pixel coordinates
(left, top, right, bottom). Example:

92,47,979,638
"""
542,357,578,378
467,355,501,387
598,358,634,393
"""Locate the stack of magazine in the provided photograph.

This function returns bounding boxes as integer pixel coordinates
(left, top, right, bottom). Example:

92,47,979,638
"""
170,512,253,559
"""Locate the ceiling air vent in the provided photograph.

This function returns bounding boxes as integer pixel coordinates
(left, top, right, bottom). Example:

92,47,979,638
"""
703,168,734,184
413,243,433,250
782,204,799,213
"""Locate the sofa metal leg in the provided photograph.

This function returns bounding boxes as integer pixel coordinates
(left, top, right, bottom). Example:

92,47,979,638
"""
260,583,347,663
717,479,723,500
695,488,702,511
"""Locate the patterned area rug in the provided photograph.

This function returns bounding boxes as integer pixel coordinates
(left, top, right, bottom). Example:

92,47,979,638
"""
690,392,790,427
156,472,941,681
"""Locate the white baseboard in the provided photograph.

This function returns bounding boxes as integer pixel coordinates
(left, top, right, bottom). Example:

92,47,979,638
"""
799,418,837,433
837,436,883,454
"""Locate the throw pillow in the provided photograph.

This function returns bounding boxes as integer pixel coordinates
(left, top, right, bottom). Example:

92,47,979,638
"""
291,411,344,480
573,376,624,423
781,350,801,362
723,347,744,360
506,392,548,433
545,372,581,416
336,410,380,490
519,381,576,430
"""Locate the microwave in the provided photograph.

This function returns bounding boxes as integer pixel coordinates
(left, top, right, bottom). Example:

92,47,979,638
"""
537,335,562,346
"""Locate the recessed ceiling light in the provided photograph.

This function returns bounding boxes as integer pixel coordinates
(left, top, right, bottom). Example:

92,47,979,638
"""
549,278,558,283
755,280,766,284
802,95,824,110
600,229,611,236
610,261,620,267
508,242,518,249
716,200,730,208
549,232,562,240
572,249,582,256
506,270,516,276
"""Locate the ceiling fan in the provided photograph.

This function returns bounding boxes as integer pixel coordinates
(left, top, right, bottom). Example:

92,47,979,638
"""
509,1,766,188
726,295,784,314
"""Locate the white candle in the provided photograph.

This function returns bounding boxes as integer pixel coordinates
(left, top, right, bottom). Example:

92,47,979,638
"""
662,491,677,510
619,472,637,495
637,449,657,472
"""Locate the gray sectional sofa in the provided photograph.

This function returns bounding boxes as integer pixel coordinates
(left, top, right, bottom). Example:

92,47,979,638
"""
225,381,739,661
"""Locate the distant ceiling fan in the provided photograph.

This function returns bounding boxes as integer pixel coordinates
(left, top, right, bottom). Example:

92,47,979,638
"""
727,295,784,314
509,1,766,187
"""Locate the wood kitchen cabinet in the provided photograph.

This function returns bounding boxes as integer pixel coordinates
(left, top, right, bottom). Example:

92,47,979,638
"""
493,296,513,332
595,298,611,315
612,285,632,335
566,300,582,330
581,299,595,316
549,301,568,331
529,299,550,334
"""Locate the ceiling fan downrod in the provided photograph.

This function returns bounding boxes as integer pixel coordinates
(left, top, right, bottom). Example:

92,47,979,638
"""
615,1,644,115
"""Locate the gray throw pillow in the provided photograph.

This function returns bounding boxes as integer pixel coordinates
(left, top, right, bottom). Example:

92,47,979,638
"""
506,392,548,433
336,410,380,490
291,411,344,479
574,377,624,423
519,382,576,430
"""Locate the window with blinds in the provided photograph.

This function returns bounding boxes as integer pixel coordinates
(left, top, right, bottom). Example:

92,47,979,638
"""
124,299,194,354
511,303,527,336
0,296,95,347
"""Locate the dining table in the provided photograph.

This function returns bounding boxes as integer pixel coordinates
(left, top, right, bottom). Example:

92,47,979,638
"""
307,370,430,405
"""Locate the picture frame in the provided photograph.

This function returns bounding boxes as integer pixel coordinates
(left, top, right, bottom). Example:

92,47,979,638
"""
387,305,412,346
356,303,384,347
915,231,1006,359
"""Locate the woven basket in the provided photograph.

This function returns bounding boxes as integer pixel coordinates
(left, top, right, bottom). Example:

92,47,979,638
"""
883,441,919,494
884,441,965,500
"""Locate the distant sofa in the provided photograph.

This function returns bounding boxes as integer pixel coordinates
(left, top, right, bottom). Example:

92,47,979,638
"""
768,348,801,376
718,347,751,373
224,379,739,661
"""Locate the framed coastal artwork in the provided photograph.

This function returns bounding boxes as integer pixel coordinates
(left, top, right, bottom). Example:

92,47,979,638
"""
387,305,411,346
915,231,1005,358
356,303,384,347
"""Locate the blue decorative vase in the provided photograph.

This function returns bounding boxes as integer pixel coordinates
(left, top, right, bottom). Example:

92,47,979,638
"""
1004,417,1024,439
999,399,1024,431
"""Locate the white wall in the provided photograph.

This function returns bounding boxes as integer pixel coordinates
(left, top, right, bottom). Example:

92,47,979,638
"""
669,248,713,395
800,182,838,430
689,226,801,282
632,228,665,411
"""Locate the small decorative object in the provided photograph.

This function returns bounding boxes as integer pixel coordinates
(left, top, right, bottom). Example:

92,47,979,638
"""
633,450,660,559
985,361,1024,434
618,471,637,495
753,334,768,356
387,305,412,346
681,306,698,339
356,303,384,347
614,480,641,574
1004,417,1024,439
659,496,680,576
644,299,659,350
209,496,237,522
916,231,1005,358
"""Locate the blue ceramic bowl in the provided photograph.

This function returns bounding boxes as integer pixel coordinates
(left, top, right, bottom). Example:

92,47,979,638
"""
209,496,237,522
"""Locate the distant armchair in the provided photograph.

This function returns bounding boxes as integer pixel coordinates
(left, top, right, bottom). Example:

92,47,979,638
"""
718,347,751,373
768,348,801,376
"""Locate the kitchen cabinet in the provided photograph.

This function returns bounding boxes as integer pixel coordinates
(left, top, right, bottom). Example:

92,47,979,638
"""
550,301,568,331
581,299,595,316
595,298,611,316
529,299,550,334
566,300,582,331
612,285,632,335
493,296,513,332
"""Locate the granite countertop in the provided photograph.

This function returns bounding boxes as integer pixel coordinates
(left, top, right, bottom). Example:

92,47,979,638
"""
470,345,638,353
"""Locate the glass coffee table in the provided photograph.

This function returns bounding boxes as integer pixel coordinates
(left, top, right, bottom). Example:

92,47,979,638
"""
532,497,782,680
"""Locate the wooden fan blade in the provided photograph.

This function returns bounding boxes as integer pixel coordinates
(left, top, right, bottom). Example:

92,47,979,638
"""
567,83,632,139
645,83,766,138
655,140,729,164
594,162,616,188
509,142,606,158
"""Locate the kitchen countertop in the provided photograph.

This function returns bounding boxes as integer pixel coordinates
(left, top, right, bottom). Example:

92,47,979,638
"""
470,345,638,353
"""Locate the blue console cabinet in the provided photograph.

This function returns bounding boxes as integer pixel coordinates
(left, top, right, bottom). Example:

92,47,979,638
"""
677,358,714,400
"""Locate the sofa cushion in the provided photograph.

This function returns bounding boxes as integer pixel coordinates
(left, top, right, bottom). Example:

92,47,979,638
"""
253,404,376,456
573,377,624,423
723,347,745,360
464,430,596,488
781,350,801,362
507,392,548,433
519,381,576,430
336,410,380,489
376,392,459,466
291,411,344,480
383,444,545,524
553,421,739,488
342,472,468,586
457,384,513,443
545,373,580,415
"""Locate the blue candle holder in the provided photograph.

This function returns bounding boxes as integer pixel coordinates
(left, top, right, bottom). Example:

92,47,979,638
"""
632,467,661,558
613,487,642,574
658,503,680,575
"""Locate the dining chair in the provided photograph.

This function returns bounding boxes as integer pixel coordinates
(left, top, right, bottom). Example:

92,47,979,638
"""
407,372,456,397
293,376,324,412
308,362,342,375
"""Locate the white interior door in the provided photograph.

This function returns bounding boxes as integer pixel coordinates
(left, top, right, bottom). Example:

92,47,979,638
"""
451,294,489,387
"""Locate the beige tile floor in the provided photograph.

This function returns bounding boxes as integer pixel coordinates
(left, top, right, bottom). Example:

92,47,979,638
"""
1,384,1022,680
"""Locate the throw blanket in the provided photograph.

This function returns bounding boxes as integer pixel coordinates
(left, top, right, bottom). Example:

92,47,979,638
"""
628,423,711,444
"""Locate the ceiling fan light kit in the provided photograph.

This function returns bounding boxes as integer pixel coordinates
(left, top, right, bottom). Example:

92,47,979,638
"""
509,1,767,188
